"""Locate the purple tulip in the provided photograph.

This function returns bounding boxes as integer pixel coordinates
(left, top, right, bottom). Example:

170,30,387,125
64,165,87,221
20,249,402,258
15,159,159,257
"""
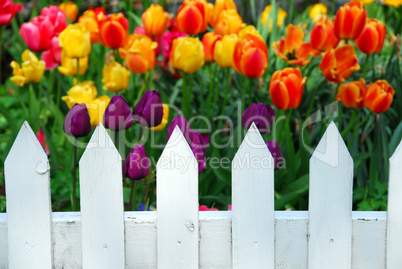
266,140,283,170
191,146,206,174
242,103,275,134
123,145,150,180
63,104,92,138
188,130,209,155
133,90,164,127
167,115,190,141
104,95,133,131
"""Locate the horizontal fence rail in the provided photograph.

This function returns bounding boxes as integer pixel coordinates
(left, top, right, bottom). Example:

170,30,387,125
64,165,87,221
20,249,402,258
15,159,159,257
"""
0,121,401,269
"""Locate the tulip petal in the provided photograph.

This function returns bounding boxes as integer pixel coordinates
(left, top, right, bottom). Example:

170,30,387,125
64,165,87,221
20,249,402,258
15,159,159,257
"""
284,24,304,52
270,80,289,110
240,47,267,78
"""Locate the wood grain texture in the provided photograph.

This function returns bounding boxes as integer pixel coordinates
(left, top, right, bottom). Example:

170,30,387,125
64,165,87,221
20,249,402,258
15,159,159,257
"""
156,126,199,269
308,122,353,269
79,124,125,268
232,123,274,268
4,121,53,268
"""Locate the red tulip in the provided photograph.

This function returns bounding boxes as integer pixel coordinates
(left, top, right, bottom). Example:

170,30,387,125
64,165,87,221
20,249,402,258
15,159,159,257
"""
176,0,211,35
99,13,129,49
355,19,386,55
0,0,23,26
20,16,55,52
310,16,340,52
334,1,367,40
364,80,395,113
40,5,68,36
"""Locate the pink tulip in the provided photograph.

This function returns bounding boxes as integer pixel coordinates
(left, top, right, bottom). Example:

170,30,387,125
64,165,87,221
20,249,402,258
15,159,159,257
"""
40,5,67,36
0,0,23,26
20,16,55,52
199,205,219,211
41,36,62,69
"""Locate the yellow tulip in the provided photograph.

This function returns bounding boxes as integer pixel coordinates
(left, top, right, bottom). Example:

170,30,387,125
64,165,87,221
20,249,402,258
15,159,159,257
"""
147,104,169,131
238,25,263,40
260,5,287,32
61,81,98,109
384,0,402,7
361,0,375,4
308,3,327,21
86,95,111,127
59,24,91,58
169,37,204,74
213,34,238,68
102,61,131,92
58,52,88,76
10,50,45,87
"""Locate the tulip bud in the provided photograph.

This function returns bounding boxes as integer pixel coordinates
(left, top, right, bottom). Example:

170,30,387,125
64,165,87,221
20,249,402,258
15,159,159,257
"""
334,1,367,40
19,16,55,52
188,130,209,155
123,145,150,180
337,79,367,108
63,104,92,138
170,37,204,74
99,13,128,49
214,9,244,35
364,80,395,114
202,32,222,63
87,95,111,127
62,81,98,109
209,0,237,27
242,103,275,134
310,16,340,52
59,24,92,58
355,19,386,55
266,140,283,170
261,5,287,32
59,1,78,22
0,0,23,26
147,104,170,131
213,34,238,68
121,34,158,74
104,95,133,131
167,115,190,141
176,0,211,35
142,4,170,36
191,146,207,174
102,61,131,92
133,90,164,127
308,3,327,21
78,10,103,44
41,5,68,35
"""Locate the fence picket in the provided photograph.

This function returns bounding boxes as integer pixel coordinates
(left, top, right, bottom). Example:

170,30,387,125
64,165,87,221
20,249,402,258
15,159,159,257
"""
232,123,274,268
386,139,402,268
156,126,199,269
308,122,353,269
79,123,125,268
4,121,53,268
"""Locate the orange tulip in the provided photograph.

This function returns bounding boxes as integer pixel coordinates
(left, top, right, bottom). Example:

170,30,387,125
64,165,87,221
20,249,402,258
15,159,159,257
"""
272,24,320,66
238,25,263,40
142,4,170,36
59,2,78,22
355,19,386,55
269,68,307,110
122,34,158,74
78,10,103,44
209,0,237,27
310,16,340,52
214,9,244,35
336,79,367,108
176,0,211,35
364,80,395,113
334,1,367,40
99,13,128,49
233,33,268,78
319,45,360,83
202,32,222,63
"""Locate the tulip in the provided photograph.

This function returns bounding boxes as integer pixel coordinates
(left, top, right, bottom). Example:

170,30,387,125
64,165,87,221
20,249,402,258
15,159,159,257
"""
59,24,91,59
102,61,131,92
384,0,402,7
0,0,23,26
319,45,360,83
78,10,103,44
355,19,386,55
104,95,133,131
99,13,128,49
170,37,204,74
88,6,106,18
188,130,209,155
134,25,164,56
61,81,98,109
167,115,191,141
310,16,340,52
58,52,88,76
58,2,78,22
142,4,170,36
160,28,187,69
241,103,275,134
41,36,62,69
191,146,207,174
120,34,157,74
364,80,395,113
40,5,68,36
36,128,50,156
209,0,237,27
213,34,238,68
233,33,268,78
147,104,170,131
63,104,92,138
214,9,244,35
176,0,211,35
266,140,283,170
10,50,45,87
123,145,150,180
336,79,367,109
19,16,55,52
272,24,320,67
362,0,375,4
86,95,111,127
133,90,164,127
334,1,367,40
202,32,222,63
260,5,287,32
308,3,327,21
199,205,218,211
238,25,263,40
269,68,306,110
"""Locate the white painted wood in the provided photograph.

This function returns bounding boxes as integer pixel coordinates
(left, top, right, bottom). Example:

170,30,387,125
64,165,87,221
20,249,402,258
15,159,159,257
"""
232,122,274,268
4,121,53,268
308,122,353,269
79,123,125,268
386,139,402,269
156,126,199,269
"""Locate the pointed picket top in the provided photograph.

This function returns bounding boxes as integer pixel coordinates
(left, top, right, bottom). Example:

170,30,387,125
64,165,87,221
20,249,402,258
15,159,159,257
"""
79,122,125,268
387,138,402,268
5,121,53,268
308,121,353,269
157,125,199,269
232,122,275,268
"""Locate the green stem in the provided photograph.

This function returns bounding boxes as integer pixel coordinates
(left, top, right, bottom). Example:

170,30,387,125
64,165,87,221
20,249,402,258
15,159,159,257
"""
372,54,375,81
72,139,78,211
212,67,222,114
306,78,326,118
347,112,372,149
148,70,154,90
242,75,247,112
0,26,3,86
134,73,148,105
340,110,361,138
129,72,136,105
218,69,230,130
188,73,194,118
128,180,136,211
206,64,215,119
56,71,61,108
278,109,293,142
182,73,188,117
363,53,370,78
248,77,253,105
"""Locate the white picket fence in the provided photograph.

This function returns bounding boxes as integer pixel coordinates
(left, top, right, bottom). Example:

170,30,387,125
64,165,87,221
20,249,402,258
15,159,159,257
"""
0,120,401,269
